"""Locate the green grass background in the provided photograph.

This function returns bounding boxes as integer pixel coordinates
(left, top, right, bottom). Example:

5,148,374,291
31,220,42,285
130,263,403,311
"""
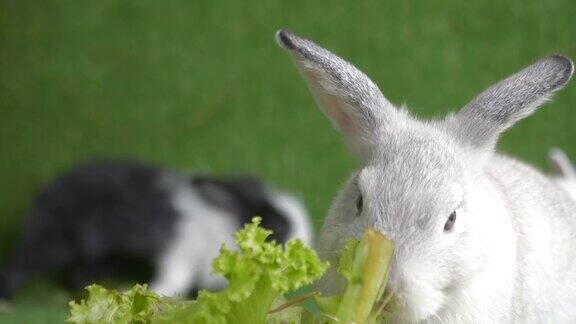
0,0,575,322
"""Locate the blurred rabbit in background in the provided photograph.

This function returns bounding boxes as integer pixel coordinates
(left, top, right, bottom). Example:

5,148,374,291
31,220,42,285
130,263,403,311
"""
0,160,313,301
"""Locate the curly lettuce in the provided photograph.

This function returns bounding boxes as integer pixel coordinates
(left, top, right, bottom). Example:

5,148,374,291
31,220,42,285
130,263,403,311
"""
68,217,328,324
161,217,328,324
67,220,395,324
68,284,187,324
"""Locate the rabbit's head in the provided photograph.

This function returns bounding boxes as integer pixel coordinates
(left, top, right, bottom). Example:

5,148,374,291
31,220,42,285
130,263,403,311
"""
276,30,573,321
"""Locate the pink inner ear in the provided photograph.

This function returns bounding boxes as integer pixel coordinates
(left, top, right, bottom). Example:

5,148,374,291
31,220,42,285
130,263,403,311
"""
550,158,566,177
306,72,357,134
319,91,356,132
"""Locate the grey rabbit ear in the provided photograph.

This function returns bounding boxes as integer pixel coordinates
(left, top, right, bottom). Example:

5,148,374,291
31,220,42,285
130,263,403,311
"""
453,55,574,150
276,30,401,161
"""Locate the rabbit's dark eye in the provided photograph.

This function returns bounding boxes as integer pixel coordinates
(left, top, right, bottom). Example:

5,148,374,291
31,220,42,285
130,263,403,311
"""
356,195,363,214
444,211,457,232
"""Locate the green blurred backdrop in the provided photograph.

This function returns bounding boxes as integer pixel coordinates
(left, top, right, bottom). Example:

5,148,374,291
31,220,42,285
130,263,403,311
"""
0,0,575,321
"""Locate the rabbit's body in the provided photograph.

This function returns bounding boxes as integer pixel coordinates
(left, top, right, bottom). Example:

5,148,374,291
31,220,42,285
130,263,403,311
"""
486,155,576,321
277,30,575,322
436,154,576,322
0,161,312,300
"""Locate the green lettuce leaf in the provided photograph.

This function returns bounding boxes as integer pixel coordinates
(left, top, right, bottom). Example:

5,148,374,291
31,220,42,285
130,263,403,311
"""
68,284,187,324
67,220,394,324
161,217,329,324
315,228,395,323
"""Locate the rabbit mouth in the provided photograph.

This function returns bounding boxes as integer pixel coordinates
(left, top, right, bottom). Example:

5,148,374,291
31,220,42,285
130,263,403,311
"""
383,285,447,322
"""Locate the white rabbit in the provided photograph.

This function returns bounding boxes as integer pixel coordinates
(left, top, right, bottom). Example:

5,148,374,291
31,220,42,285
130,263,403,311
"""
276,30,575,323
549,148,576,202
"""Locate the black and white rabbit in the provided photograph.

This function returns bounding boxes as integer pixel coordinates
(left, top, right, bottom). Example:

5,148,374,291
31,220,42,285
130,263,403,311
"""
0,160,312,301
